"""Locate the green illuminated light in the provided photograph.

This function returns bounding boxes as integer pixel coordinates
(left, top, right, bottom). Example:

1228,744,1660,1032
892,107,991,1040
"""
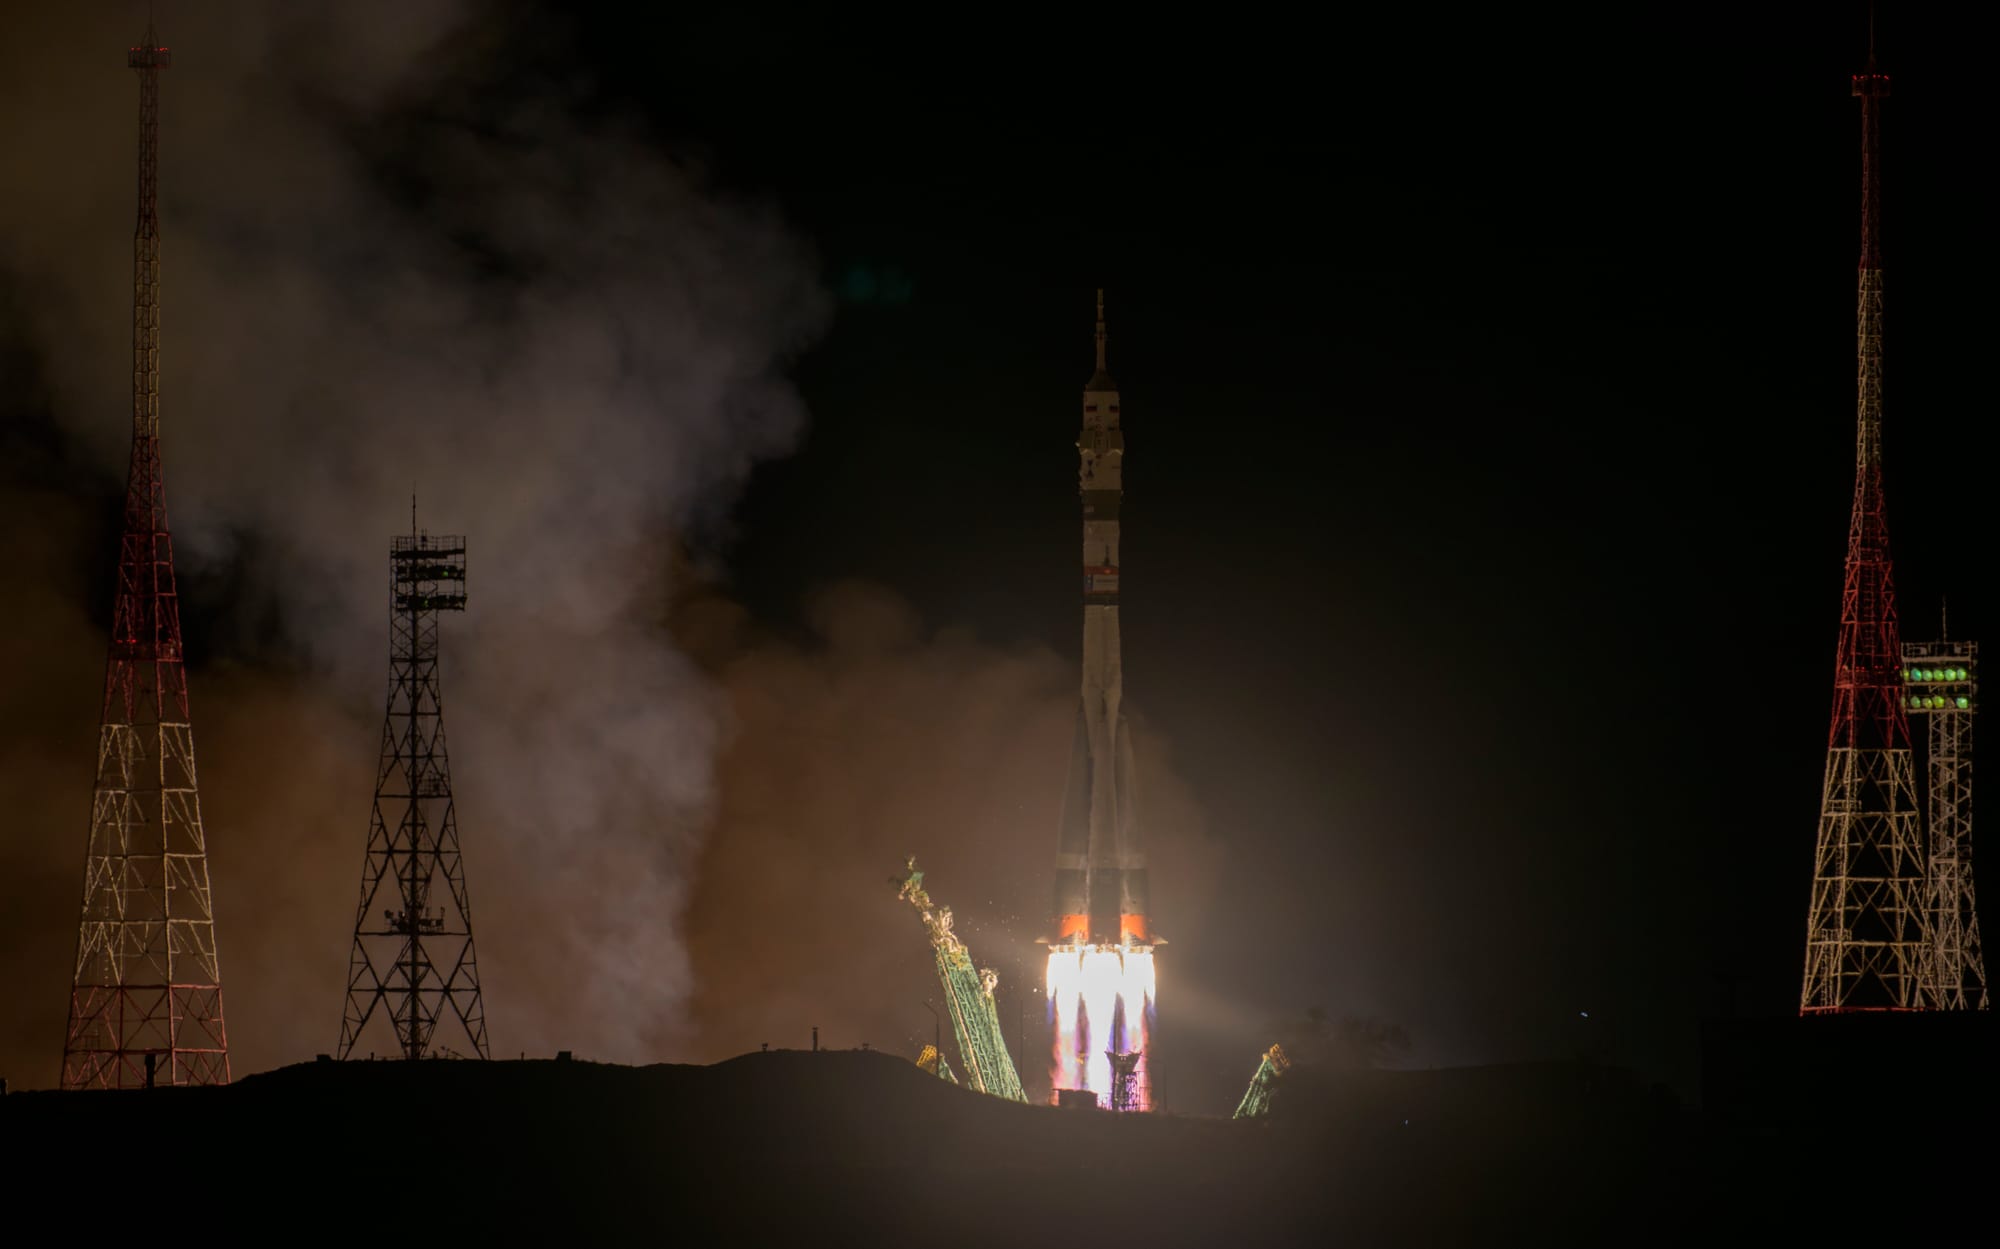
1958,697,1971,709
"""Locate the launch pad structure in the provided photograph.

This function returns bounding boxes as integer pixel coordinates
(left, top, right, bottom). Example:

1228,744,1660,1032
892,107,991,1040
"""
1232,1045,1291,1120
914,1043,958,1084
893,859,1026,1101
337,522,491,1060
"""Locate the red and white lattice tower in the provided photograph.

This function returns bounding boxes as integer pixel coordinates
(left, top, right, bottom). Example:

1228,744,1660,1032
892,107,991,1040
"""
61,24,231,1088
1799,49,1933,1013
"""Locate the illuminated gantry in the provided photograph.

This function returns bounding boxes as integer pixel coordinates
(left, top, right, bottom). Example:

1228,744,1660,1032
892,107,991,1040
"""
1900,643,1988,1009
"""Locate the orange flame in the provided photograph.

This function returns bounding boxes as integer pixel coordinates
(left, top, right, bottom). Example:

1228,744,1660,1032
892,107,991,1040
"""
1047,947,1155,1109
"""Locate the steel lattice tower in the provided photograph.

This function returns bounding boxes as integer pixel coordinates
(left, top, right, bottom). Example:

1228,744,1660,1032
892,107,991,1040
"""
337,523,490,1060
1900,641,1987,1008
61,24,231,1089
1107,1049,1143,1113
1799,53,1932,1013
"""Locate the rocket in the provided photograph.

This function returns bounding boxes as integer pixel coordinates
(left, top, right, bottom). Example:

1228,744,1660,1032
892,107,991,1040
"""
1048,291,1156,953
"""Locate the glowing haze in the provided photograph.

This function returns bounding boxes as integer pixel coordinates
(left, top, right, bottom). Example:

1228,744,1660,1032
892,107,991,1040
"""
0,3,823,1080
0,5,1226,1092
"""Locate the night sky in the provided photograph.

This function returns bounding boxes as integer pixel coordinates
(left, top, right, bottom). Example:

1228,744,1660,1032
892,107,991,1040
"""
3,4,1998,1108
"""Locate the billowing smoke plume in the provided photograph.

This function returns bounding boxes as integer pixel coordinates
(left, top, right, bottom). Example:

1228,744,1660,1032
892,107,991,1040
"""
0,5,824,1081
0,6,1223,1094
673,583,1220,1084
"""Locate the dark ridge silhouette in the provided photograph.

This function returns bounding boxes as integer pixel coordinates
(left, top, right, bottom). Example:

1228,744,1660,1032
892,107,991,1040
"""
1,1035,1989,1245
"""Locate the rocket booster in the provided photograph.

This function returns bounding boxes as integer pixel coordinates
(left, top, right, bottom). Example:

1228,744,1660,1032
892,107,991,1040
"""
1050,291,1154,950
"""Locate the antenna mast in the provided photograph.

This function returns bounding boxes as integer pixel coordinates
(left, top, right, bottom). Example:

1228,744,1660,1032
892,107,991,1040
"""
62,22,232,1088
337,519,490,1060
1799,38,1933,1012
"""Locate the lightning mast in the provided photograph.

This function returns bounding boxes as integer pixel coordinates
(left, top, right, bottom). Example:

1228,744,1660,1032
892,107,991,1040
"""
61,23,231,1089
1799,44,1932,1012
337,518,490,1060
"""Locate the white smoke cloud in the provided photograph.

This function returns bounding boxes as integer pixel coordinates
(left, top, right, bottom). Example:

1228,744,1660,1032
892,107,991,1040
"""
0,4,827,1076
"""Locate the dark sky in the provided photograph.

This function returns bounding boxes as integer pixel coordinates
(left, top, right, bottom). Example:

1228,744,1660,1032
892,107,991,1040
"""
622,9,1995,1077
3,4,1997,1105
603,6,2000,1091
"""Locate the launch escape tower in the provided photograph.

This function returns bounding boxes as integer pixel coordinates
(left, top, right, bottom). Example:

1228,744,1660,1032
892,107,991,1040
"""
893,859,1026,1101
1900,640,1987,1008
1045,292,1158,1109
337,522,490,1060
1799,51,1934,1013
61,24,231,1089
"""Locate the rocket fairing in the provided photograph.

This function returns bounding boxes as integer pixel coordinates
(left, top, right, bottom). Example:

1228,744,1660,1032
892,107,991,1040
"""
1048,291,1156,954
